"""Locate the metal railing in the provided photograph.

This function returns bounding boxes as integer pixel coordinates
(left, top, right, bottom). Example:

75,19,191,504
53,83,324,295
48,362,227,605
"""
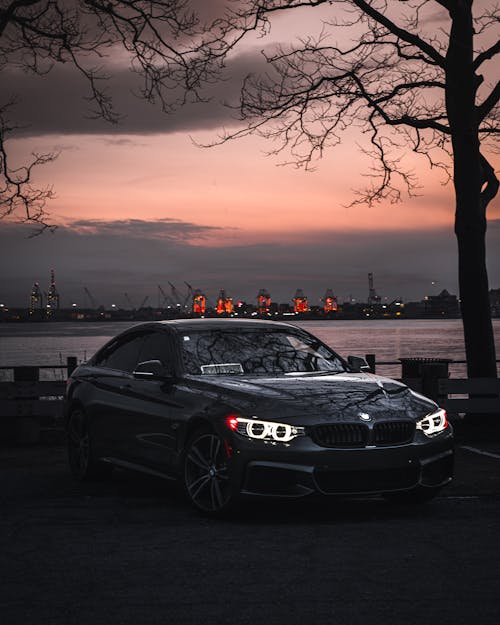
1,355,499,445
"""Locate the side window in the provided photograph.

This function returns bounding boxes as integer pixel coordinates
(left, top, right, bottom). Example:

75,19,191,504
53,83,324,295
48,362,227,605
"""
94,341,119,367
97,334,146,373
138,332,173,368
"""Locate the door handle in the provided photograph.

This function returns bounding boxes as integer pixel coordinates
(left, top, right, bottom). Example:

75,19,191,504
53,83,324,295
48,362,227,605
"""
119,383,132,390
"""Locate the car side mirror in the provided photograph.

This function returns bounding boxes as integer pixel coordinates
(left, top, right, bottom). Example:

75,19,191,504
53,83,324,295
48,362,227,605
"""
347,355,371,373
133,359,174,379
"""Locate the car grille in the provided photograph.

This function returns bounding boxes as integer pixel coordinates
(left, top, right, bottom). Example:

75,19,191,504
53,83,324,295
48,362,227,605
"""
373,421,416,446
310,423,369,447
309,421,416,448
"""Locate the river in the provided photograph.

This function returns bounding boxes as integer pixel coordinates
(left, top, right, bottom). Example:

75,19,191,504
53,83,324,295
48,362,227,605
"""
1,318,499,380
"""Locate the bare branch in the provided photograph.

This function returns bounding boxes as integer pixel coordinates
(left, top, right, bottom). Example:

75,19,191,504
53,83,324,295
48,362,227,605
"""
349,0,446,67
0,0,204,225
0,104,57,231
474,40,500,71
480,152,499,212
1,0,498,229
434,0,452,10
477,80,500,122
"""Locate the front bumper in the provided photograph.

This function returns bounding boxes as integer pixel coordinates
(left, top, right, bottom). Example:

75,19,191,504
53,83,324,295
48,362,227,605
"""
229,430,454,498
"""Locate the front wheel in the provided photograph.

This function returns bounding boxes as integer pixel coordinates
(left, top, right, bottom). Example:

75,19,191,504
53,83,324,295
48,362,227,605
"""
67,409,113,481
183,428,236,514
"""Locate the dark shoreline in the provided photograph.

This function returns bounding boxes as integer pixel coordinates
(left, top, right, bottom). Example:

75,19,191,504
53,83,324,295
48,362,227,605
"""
0,309,465,323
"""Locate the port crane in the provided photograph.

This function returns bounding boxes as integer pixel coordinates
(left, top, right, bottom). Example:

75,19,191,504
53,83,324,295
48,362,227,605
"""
83,287,97,309
184,282,194,311
158,285,175,308
124,292,135,310
322,288,338,313
30,283,43,312
168,282,184,308
368,273,381,306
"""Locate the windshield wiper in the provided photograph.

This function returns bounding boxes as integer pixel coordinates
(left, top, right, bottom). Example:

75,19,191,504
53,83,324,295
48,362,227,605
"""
284,369,346,377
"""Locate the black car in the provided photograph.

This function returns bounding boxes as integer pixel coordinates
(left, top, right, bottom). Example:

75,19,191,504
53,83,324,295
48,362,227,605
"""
65,319,453,513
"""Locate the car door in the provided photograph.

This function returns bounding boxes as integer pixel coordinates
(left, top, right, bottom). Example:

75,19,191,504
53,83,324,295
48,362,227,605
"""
118,330,185,471
88,331,149,459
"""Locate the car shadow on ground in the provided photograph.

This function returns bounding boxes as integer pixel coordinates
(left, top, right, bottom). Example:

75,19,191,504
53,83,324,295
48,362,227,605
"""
63,463,442,526
5,441,498,526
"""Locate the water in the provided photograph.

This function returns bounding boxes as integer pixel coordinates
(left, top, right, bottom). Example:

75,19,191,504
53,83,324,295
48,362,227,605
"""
1,319,499,379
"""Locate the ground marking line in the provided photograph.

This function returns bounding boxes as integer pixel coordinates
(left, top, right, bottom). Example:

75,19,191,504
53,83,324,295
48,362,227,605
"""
460,446,500,460
443,495,480,500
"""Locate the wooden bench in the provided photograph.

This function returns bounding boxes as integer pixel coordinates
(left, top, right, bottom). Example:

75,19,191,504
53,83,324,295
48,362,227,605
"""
438,378,500,415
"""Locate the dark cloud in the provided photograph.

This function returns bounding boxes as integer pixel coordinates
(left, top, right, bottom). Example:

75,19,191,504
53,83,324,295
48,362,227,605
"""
5,50,266,137
2,219,500,308
3,0,495,141
69,218,227,241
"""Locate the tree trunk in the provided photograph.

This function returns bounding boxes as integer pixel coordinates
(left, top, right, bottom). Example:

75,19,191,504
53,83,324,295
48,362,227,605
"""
455,208,497,378
446,0,497,379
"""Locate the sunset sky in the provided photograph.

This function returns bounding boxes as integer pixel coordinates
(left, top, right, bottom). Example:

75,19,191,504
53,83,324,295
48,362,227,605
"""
1,1,499,309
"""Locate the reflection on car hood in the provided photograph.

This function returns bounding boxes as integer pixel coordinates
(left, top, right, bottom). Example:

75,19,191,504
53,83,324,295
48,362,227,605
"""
188,372,436,422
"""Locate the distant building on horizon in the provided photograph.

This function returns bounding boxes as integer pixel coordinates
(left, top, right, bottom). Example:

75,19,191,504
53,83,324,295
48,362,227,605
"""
424,289,460,317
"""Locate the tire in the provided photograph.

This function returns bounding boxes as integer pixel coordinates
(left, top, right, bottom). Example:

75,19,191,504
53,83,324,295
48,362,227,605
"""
384,485,441,505
67,409,113,481
183,427,236,514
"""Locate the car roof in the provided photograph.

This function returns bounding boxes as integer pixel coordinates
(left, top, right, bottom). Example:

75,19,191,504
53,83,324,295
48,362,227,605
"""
100,319,305,345
157,318,301,333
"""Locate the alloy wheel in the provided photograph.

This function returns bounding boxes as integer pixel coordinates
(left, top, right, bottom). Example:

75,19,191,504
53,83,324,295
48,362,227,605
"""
184,432,232,513
67,411,90,478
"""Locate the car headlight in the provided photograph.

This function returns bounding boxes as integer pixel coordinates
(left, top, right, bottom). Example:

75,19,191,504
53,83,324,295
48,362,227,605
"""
416,409,449,436
226,415,305,442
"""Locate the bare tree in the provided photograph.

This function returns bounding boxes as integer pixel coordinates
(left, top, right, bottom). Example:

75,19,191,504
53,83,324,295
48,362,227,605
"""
0,0,209,230
186,0,499,379
1,1,498,379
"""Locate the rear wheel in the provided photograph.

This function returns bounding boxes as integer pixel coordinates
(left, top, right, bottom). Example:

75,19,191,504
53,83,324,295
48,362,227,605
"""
183,428,236,514
67,409,113,481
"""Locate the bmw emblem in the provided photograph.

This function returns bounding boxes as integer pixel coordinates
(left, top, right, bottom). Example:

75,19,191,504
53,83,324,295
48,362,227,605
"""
358,413,371,421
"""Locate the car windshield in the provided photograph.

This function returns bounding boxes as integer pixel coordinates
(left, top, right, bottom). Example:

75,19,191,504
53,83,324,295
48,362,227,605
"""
179,328,346,375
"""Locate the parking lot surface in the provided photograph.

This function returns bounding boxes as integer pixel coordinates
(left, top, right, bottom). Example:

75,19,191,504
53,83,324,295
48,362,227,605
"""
1,441,500,625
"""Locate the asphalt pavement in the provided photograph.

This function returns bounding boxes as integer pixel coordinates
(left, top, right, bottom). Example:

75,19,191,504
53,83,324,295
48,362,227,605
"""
1,438,500,625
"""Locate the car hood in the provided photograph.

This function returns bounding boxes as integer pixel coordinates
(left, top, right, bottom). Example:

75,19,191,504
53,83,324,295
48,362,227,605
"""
187,372,436,423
